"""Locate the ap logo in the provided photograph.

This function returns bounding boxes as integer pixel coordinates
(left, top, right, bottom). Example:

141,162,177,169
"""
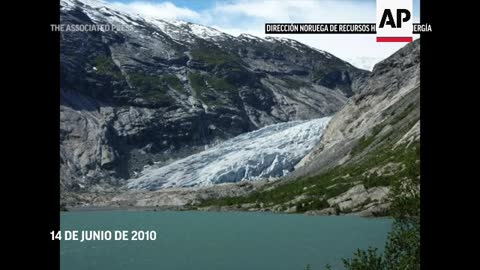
376,0,413,42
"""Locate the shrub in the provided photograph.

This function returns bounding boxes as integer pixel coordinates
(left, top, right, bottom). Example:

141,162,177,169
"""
188,72,208,93
163,74,185,93
129,72,171,104
191,48,241,68
207,76,236,92
94,56,122,79
342,248,384,270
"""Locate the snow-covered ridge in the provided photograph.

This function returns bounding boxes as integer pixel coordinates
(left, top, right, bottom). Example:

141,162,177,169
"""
61,0,335,57
61,0,108,11
61,0,231,42
127,117,331,190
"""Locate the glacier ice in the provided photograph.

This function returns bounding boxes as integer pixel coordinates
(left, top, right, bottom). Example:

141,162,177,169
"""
127,117,331,190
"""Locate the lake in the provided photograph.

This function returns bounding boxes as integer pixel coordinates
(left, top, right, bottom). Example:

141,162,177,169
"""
61,211,392,270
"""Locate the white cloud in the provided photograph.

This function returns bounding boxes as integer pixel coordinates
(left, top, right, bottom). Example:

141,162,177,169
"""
212,0,374,23
110,1,200,20
213,1,295,21
345,56,384,71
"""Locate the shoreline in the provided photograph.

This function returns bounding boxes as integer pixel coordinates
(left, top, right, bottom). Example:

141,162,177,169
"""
64,205,390,218
66,205,185,212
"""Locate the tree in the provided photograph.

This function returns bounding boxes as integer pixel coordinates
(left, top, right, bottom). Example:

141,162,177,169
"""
340,174,420,270
342,247,384,270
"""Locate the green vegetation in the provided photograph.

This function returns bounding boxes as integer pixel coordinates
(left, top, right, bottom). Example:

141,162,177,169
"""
350,124,385,156
94,55,122,79
188,72,237,106
207,76,236,92
129,72,186,104
388,102,418,126
341,247,385,270
351,135,376,156
188,72,219,105
94,55,187,100
163,74,185,94
296,197,329,213
129,72,168,103
200,141,419,213
191,48,242,69
188,72,208,93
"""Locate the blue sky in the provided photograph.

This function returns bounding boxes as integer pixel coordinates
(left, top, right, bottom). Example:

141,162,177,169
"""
107,0,421,70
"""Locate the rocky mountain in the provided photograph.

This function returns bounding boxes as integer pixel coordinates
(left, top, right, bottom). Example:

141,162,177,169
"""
60,0,368,197
194,40,420,216
63,40,420,213
294,40,420,177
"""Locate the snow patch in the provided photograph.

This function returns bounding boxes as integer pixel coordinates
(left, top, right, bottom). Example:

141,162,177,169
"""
189,24,224,39
238,33,265,41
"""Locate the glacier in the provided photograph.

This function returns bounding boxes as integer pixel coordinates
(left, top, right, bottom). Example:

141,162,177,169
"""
127,117,331,190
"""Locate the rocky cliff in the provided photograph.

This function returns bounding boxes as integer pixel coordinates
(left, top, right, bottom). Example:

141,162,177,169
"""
294,40,420,177
60,0,368,198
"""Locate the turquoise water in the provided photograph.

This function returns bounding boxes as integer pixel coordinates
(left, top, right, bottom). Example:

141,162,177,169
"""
61,211,392,270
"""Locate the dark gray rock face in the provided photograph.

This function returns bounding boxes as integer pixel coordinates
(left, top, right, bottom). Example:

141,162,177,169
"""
59,0,368,193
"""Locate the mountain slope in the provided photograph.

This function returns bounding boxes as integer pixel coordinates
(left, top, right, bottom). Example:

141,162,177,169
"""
199,40,420,216
294,40,420,176
60,0,368,196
